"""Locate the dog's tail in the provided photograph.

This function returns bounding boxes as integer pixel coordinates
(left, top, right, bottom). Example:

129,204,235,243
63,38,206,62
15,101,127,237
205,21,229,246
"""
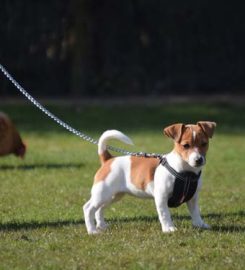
98,130,134,164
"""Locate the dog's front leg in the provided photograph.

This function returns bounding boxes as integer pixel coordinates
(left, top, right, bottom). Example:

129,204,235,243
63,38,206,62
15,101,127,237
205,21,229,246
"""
154,195,177,233
187,191,210,229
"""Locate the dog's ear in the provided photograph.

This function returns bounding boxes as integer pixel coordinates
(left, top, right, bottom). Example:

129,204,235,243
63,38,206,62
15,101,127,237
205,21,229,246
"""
197,121,216,138
163,123,184,142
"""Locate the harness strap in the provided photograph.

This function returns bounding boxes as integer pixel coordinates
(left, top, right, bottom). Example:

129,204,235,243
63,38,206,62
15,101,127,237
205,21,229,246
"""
160,157,201,207
160,157,201,182
160,157,185,181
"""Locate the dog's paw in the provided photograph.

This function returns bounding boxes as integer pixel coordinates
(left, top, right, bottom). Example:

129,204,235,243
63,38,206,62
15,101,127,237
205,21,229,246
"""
200,223,211,230
96,223,108,231
87,229,102,235
193,221,211,230
162,226,177,233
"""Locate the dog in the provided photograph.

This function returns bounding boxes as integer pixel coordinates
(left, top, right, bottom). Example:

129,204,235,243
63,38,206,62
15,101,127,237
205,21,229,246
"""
83,121,216,234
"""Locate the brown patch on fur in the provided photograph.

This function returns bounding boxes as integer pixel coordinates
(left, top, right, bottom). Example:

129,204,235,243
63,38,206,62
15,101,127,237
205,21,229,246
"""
174,125,209,162
164,123,184,142
130,156,159,190
94,158,115,183
99,150,112,164
197,121,216,138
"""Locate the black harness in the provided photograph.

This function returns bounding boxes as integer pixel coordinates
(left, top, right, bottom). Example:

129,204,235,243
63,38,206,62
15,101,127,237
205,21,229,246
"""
160,157,201,208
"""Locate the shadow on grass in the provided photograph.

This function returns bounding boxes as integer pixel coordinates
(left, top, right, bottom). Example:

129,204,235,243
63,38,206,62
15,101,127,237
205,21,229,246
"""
0,163,84,170
0,219,85,232
0,211,244,233
109,211,245,233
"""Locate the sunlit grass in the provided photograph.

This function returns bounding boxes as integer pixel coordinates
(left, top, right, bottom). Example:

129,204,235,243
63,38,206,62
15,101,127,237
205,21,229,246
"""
0,103,244,269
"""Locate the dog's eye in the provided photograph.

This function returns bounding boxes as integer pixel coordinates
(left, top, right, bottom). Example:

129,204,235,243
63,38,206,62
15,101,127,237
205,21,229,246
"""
183,144,190,149
201,142,208,147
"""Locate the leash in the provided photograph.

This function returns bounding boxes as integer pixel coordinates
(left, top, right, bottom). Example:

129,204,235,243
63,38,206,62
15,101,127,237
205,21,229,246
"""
0,64,162,159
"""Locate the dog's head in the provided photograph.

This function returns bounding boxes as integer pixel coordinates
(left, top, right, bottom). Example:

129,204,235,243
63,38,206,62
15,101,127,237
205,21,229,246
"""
164,121,216,168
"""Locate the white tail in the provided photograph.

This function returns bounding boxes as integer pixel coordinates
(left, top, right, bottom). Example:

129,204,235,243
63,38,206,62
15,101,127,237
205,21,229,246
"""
98,130,133,155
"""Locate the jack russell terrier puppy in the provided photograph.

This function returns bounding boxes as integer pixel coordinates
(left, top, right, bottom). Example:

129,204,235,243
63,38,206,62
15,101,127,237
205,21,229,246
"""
83,121,216,234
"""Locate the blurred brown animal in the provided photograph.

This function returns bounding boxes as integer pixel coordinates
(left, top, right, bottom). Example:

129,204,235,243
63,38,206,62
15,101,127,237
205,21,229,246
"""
0,112,26,158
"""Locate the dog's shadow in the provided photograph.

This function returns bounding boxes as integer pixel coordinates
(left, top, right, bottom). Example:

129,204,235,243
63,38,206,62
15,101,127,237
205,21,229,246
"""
0,219,85,232
0,211,244,233
0,163,84,170
109,211,245,233
202,211,245,233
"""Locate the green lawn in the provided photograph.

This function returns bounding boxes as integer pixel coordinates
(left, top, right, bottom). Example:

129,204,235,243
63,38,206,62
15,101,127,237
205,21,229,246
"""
0,103,244,270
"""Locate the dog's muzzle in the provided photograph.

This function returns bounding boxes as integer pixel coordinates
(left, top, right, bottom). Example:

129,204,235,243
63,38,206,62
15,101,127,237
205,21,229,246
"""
194,156,205,167
189,152,206,168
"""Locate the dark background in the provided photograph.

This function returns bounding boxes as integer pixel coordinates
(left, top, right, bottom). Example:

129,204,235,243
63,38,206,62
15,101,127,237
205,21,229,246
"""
0,0,244,97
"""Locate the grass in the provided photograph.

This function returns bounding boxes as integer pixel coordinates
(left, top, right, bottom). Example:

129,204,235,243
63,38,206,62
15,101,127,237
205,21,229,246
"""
0,102,244,269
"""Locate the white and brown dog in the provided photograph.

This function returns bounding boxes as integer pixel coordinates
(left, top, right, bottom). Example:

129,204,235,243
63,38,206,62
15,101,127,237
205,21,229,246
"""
83,121,216,234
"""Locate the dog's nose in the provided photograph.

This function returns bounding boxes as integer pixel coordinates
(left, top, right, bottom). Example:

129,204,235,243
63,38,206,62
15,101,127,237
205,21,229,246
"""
195,156,204,166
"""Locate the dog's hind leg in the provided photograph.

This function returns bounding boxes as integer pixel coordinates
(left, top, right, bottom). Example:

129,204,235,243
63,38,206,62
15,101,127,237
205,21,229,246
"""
95,193,124,231
95,205,108,231
84,183,118,234
83,199,99,234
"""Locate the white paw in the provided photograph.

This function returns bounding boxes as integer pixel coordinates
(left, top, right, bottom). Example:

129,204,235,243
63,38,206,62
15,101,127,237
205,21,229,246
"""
162,226,177,233
193,222,211,230
96,223,108,231
87,229,101,235
201,223,211,229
